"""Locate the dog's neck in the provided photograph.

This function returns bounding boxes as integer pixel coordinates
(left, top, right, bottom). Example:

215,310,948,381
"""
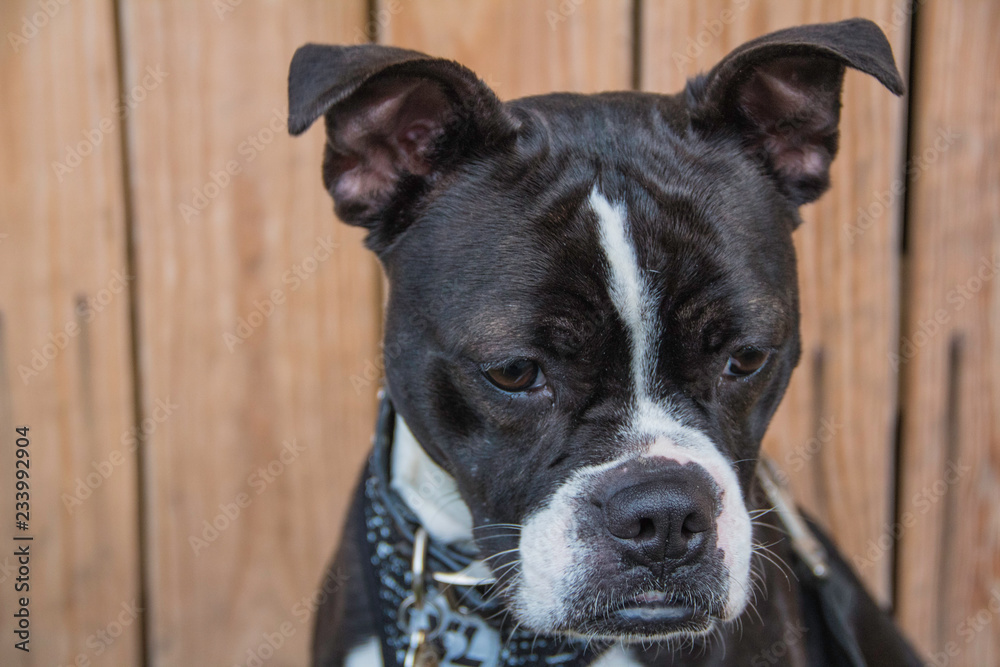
389,415,475,545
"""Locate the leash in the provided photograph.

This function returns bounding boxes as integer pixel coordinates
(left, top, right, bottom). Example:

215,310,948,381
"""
361,392,871,666
757,460,869,667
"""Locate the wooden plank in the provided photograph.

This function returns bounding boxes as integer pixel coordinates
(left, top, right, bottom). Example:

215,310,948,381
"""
641,1,910,604
117,2,376,664
896,0,1000,663
379,0,633,98
0,1,140,665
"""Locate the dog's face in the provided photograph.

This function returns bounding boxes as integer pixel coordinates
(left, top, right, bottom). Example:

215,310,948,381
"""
289,20,902,642
378,119,803,639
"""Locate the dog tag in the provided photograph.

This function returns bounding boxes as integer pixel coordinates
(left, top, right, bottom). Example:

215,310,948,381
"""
401,587,500,667
401,596,442,667
436,599,501,667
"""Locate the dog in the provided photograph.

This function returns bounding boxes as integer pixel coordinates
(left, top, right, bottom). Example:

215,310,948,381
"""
288,18,922,667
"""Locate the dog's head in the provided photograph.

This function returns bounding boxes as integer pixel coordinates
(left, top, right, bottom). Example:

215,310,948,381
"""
289,19,902,642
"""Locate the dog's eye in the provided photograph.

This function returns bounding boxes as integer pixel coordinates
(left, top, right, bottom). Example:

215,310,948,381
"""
723,347,771,378
483,359,545,392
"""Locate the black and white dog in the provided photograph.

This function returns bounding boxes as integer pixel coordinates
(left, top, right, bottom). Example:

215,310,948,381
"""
289,18,922,667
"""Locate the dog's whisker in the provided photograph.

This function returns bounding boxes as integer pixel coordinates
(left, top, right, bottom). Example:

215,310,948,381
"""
487,560,522,578
480,547,521,562
751,520,791,538
748,506,778,518
473,533,522,541
474,523,525,532
750,544,796,589
753,538,785,551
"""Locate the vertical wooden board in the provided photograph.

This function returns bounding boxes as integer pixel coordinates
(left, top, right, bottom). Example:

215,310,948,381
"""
118,2,376,664
896,1,1000,663
379,0,632,98
0,1,140,665
642,1,909,604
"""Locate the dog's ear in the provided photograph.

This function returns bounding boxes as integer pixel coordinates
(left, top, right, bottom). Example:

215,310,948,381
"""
288,44,517,249
687,18,904,207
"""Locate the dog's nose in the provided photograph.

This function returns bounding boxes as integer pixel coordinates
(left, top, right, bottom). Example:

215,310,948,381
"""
603,474,716,564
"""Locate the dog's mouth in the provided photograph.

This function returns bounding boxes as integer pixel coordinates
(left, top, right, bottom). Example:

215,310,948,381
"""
612,592,699,625
573,589,716,639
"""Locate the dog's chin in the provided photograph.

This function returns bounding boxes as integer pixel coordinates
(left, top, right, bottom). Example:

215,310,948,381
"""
569,610,717,644
551,591,726,644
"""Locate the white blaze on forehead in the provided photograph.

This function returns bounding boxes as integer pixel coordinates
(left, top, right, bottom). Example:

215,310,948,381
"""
590,188,656,397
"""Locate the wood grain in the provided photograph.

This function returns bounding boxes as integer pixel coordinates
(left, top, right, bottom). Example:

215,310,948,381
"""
895,0,1000,663
3,1,996,662
379,0,633,98
117,2,377,664
0,1,140,664
641,0,910,604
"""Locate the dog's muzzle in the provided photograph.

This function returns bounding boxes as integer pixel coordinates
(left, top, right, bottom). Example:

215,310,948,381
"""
513,431,753,640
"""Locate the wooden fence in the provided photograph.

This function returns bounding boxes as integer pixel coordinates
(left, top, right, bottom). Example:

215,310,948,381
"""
0,1,996,665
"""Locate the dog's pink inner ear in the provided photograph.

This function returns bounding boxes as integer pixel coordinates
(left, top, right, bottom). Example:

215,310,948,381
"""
736,56,845,205
324,78,452,221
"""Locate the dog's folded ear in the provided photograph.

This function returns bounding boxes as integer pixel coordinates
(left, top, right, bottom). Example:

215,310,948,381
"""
687,18,904,207
288,44,517,249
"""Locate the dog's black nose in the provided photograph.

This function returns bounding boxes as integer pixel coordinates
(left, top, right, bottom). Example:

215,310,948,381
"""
603,473,716,565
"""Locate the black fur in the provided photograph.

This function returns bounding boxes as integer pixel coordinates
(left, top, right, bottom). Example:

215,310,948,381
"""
290,18,918,666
